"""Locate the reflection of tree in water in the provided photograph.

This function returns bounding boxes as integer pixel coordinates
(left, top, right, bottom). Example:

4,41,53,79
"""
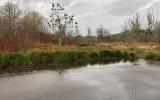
57,69,65,76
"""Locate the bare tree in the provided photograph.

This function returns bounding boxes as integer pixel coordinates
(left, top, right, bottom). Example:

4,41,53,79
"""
129,13,141,33
146,9,156,32
20,11,47,43
153,19,160,43
0,2,21,38
21,11,44,36
87,27,92,36
0,14,7,37
87,27,92,44
122,18,130,33
121,18,130,43
143,9,157,42
127,14,142,53
48,2,78,46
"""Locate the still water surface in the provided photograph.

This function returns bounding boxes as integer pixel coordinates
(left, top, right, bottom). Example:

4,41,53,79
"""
0,60,160,100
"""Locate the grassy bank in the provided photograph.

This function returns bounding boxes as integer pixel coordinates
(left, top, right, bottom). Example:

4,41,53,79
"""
144,51,160,60
0,49,136,68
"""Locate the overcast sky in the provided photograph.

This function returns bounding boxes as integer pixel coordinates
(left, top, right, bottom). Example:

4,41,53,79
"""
1,0,160,35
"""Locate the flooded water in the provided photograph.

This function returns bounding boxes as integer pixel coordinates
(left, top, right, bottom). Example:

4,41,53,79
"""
0,60,160,100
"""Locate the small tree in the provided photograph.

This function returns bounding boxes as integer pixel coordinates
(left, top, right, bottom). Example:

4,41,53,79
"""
129,13,141,33
121,18,130,43
146,9,156,32
126,14,142,53
153,20,160,43
96,26,110,42
21,11,44,40
48,2,78,46
87,27,92,44
144,9,157,42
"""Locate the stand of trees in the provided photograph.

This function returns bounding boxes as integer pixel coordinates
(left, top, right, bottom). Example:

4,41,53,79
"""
117,10,160,43
0,2,54,51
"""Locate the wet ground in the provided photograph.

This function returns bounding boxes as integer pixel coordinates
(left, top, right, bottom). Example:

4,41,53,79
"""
0,60,160,100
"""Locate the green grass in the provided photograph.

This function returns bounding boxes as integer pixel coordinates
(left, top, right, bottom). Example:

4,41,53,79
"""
10,53,32,66
88,52,100,60
144,51,160,60
0,49,136,68
0,53,10,68
54,51,78,62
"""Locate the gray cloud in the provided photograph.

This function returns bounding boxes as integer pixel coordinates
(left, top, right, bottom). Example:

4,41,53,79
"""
0,0,160,35
107,0,152,16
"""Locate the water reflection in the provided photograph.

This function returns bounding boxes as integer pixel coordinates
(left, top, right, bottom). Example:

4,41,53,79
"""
0,60,160,100
0,59,126,76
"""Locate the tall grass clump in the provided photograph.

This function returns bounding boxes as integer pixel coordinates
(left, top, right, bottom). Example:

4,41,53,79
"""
99,50,113,59
144,51,160,60
111,50,124,58
76,51,88,61
54,51,78,62
99,49,126,59
123,51,137,60
0,53,10,68
9,53,32,66
29,52,55,64
123,51,130,58
29,52,43,65
88,52,100,60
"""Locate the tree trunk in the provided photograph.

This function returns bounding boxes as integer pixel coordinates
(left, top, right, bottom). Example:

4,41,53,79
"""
58,38,63,46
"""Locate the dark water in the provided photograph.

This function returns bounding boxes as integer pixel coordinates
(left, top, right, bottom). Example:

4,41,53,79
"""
0,60,160,100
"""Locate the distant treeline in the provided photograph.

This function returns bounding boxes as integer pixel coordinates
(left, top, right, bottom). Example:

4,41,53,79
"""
87,10,160,43
109,11,160,43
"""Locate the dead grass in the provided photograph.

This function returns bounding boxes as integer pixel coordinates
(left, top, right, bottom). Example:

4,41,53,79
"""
27,42,159,55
